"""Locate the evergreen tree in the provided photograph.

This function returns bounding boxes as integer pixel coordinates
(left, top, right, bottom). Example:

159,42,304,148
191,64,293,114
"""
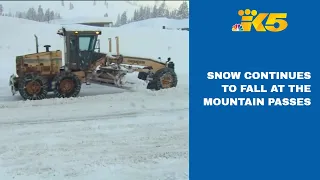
15,12,23,18
12,6,62,22
120,11,127,25
93,0,96,6
104,13,108,17
137,6,144,20
158,1,167,17
61,0,64,7
145,7,152,19
165,8,170,18
104,0,108,8
44,8,50,22
54,12,61,19
152,4,158,18
177,1,189,19
0,4,3,15
69,2,74,10
50,10,55,21
133,9,138,21
169,10,178,19
37,5,44,21
115,14,121,26
26,7,37,20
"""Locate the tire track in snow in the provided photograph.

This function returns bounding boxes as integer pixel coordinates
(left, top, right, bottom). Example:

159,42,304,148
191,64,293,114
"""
0,107,188,126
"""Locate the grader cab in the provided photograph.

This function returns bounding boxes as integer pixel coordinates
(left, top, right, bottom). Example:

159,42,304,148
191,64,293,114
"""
9,27,178,100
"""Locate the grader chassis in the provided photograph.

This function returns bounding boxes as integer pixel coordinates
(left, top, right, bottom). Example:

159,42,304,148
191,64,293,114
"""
9,27,178,100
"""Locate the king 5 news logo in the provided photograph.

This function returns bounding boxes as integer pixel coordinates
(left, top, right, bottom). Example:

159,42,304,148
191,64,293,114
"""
232,9,288,32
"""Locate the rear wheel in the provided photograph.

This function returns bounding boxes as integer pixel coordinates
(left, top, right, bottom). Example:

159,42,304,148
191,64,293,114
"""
18,73,48,100
53,72,81,98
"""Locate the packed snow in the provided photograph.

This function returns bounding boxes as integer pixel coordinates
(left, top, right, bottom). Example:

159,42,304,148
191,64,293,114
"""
0,14,189,180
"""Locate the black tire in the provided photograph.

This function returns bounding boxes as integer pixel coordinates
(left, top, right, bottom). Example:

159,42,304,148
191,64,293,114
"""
53,71,81,98
147,67,178,90
18,73,48,100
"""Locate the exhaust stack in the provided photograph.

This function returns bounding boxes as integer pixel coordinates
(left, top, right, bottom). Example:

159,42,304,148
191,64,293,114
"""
108,38,112,53
115,36,119,56
34,34,39,53
44,45,51,52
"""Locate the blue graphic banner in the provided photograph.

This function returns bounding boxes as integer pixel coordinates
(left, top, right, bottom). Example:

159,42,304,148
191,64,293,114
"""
190,0,319,179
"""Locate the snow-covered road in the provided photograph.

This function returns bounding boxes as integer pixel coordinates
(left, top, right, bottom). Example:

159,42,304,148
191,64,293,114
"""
0,106,188,180
0,80,189,180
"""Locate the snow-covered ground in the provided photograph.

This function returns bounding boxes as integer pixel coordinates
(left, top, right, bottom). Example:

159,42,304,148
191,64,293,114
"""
0,15,189,180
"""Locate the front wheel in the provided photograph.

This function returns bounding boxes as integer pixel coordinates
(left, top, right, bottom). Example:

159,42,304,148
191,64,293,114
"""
147,68,178,90
53,72,82,98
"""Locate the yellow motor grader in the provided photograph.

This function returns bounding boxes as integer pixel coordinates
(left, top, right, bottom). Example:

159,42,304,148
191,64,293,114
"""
9,27,178,100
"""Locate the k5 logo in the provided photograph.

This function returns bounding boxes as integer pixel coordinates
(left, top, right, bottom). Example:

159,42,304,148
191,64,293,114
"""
232,9,288,32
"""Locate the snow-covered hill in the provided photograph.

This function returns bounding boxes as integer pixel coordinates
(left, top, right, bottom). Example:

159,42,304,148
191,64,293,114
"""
0,1,184,21
0,15,189,180
1,1,136,20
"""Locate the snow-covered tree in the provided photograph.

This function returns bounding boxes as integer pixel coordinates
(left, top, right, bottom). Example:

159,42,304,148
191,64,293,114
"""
152,4,158,18
15,12,23,18
109,1,189,26
26,7,37,21
55,12,61,19
177,1,189,19
137,7,144,21
44,8,50,22
69,2,74,10
158,1,167,17
8,11,13,17
120,11,127,25
133,10,138,21
37,5,44,21
50,10,55,21
0,4,3,15
169,9,178,19
105,1,108,8
115,14,121,26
